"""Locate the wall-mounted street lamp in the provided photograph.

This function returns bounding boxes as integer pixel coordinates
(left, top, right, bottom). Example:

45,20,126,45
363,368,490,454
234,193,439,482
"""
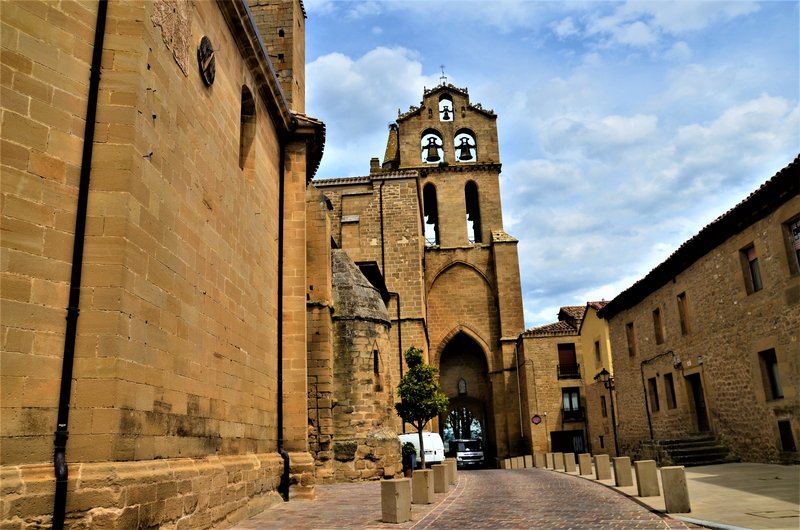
594,368,620,456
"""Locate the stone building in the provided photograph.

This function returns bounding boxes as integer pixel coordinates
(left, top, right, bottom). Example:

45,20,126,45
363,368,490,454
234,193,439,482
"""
578,301,618,457
518,300,619,459
305,188,402,483
598,156,800,464
313,83,527,463
1,0,324,527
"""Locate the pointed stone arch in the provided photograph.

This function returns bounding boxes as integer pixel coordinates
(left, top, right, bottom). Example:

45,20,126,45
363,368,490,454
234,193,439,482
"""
432,324,491,368
427,260,492,297
437,330,496,464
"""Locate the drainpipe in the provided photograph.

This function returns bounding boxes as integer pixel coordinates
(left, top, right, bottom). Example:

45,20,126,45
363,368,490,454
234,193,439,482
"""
640,350,676,441
52,1,108,527
514,339,524,439
277,137,290,501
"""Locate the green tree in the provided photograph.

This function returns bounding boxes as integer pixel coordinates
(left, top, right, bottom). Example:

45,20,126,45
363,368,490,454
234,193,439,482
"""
394,347,449,467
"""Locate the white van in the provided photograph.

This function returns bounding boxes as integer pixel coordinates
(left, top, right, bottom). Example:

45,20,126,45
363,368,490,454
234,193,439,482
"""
399,432,445,467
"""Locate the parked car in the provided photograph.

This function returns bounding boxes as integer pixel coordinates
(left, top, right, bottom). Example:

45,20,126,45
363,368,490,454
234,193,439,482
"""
398,432,445,467
447,438,484,468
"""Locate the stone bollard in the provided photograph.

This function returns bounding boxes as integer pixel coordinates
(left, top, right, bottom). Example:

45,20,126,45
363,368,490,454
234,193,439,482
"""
432,464,448,493
554,452,565,471
545,452,555,469
501,458,510,469
634,460,660,497
509,457,517,469
534,453,546,468
613,457,633,487
564,452,577,473
514,456,525,469
381,478,411,523
444,459,456,485
524,455,533,468
449,458,458,484
661,466,691,513
578,453,592,475
412,469,434,504
594,454,612,480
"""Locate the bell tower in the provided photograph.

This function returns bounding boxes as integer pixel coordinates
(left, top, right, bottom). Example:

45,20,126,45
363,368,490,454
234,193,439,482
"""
381,83,526,460
383,84,503,248
315,82,526,462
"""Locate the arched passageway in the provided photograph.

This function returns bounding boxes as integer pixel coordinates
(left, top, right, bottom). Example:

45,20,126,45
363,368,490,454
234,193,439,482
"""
438,332,494,462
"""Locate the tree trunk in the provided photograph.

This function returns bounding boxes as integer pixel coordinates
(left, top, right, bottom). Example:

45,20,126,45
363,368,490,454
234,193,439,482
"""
417,426,426,468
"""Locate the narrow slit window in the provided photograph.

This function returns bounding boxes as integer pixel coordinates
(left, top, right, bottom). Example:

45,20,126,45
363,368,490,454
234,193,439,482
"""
759,349,783,400
677,292,690,335
778,420,796,452
465,181,481,243
741,244,763,293
785,217,800,274
664,373,677,409
647,377,660,412
626,322,637,357
652,308,665,344
240,86,256,173
423,183,440,246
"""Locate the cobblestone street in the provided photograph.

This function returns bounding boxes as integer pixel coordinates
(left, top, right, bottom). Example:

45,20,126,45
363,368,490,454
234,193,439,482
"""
231,469,697,529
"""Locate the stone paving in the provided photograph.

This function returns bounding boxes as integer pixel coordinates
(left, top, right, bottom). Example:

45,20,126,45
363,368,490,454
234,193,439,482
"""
231,468,698,529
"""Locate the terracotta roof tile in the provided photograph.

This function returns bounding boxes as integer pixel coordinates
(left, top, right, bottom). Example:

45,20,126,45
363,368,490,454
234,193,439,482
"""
523,320,578,337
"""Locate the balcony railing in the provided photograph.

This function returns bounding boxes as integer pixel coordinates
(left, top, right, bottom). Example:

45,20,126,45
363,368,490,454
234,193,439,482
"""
562,407,585,422
557,363,581,379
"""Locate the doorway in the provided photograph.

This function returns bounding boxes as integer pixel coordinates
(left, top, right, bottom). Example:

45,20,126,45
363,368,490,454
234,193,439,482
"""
551,430,586,454
685,373,709,432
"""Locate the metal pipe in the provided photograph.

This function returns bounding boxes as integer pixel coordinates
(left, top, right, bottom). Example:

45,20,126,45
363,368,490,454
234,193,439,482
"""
52,2,108,527
608,384,620,456
277,138,289,501
640,350,676,441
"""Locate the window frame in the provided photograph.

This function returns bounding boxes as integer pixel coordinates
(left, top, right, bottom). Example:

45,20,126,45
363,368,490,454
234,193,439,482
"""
626,322,637,357
784,216,800,275
740,244,763,294
664,373,677,409
758,348,784,401
647,376,660,413
652,307,665,345
677,292,690,335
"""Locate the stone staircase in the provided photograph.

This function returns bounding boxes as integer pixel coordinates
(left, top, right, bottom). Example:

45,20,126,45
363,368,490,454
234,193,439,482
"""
640,434,737,467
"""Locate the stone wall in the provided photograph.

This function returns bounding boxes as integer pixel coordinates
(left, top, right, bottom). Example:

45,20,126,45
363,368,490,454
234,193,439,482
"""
1,453,313,529
519,325,588,455
607,194,799,463
1,0,316,526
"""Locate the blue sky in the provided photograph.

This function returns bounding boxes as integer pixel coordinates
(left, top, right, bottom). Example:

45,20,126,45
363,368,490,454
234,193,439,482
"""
303,0,799,328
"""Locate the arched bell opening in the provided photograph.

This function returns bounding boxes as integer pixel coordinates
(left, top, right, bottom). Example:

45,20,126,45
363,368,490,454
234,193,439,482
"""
438,94,454,122
420,129,444,164
437,332,494,463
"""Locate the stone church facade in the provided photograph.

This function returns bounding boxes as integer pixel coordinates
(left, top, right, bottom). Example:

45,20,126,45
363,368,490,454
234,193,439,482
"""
313,84,527,464
1,0,323,527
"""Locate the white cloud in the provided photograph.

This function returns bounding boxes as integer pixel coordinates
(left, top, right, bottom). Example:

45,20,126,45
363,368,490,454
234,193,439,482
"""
544,113,659,156
307,47,439,177
552,17,579,38
619,1,761,33
664,41,692,61
503,93,798,326
581,1,760,49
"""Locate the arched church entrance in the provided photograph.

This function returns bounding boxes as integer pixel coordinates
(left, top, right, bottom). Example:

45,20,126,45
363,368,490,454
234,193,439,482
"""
437,332,494,464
